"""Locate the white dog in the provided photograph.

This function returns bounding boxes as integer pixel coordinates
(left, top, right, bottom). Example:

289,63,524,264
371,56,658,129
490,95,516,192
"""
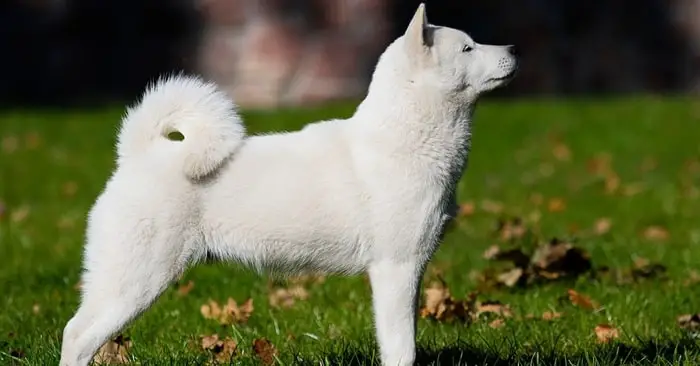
59,3,517,366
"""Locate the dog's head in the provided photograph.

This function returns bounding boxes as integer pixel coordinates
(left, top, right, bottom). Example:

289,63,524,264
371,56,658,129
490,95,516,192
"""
387,3,517,99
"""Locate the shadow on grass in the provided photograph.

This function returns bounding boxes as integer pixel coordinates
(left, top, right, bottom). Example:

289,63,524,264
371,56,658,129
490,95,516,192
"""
299,337,700,365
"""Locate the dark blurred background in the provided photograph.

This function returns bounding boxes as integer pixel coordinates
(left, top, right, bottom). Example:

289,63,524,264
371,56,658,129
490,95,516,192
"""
1,0,699,109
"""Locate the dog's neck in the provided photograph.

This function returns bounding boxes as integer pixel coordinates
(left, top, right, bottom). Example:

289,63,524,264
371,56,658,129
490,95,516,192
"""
353,79,475,183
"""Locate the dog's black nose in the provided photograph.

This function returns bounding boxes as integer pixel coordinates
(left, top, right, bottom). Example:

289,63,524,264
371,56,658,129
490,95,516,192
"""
507,45,518,58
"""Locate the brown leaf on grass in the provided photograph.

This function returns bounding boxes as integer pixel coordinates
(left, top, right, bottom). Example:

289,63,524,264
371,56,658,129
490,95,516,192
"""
642,226,669,241
94,335,131,364
552,143,572,162
62,181,79,197
631,257,667,280
622,183,645,197
594,324,620,344
542,311,563,321
639,156,658,173
56,215,77,230
201,299,222,320
10,205,30,223
531,239,592,280
485,245,530,268
683,270,700,286
201,298,254,325
483,245,500,260
530,193,544,206
419,281,475,323
677,314,700,331
476,301,513,318
458,201,475,216
488,318,505,328
547,198,566,213
495,218,528,242
24,132,42,149
497,268,525,287
587,153,613,174
200,334,238,364
594,218,612,235
288,274,326,286
481,199,504,214
1,135,19,153
567,289,599,310
268,285,309,308
177,280,194,296
604,173,620,194
252,338,278,365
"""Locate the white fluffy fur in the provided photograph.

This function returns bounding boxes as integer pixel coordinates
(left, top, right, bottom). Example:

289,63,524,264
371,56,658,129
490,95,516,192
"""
59,4,517,366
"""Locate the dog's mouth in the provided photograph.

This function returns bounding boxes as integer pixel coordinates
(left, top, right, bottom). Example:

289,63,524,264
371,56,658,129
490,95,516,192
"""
488,69,518,83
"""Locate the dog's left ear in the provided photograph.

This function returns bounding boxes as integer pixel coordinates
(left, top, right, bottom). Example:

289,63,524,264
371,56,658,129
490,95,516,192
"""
404,3,433,57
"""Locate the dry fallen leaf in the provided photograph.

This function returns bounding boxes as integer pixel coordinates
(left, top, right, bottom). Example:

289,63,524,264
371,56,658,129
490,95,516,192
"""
24,132,42,149
62,181,79,197
221,298,254,324
639,156,658,173
497,268,524,287
201,299,222,320
94,335,131,364
631,257,667,280
622,183,645,197
200,334,238,364
458,201,475,216
567,289,599,310
678,314,700,332
252,338,278,365
1,135,19,153
268,285,309,308
594,324,620,343
594,218,612,235
201,298,254,325
604,173,620,194
481,199,504,214
496,218,528,241
419,280,475,323
177,280,194,296
476,301,513,318
530,193,544,206
288,274,326,286
531,240,592,280
542,311,563,321
683,270,700,286
547,198,566,213
552,143,571,162
642,226,669,241
488,318,505,328
10,205,30,223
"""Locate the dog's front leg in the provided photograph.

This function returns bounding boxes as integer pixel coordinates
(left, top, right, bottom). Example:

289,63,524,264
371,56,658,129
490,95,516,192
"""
368,260,423,366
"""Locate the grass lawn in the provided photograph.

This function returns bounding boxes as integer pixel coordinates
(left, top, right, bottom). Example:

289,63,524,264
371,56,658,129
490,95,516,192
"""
1,96,700,365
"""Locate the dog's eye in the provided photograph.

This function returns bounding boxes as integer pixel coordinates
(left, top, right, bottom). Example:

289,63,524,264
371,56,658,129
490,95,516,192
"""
462,45,473,53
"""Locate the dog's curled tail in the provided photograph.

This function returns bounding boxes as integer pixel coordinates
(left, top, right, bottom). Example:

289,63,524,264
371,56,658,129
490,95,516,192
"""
116,74,245,179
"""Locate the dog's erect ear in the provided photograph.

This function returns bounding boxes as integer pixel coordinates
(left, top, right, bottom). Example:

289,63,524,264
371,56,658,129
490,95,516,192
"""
404,3,432,56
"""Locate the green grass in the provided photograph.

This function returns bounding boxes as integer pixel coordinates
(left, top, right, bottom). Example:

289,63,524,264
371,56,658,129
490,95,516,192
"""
1,96,700,365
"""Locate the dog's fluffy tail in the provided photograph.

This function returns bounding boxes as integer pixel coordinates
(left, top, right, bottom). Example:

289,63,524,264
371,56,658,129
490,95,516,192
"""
116,74,245,179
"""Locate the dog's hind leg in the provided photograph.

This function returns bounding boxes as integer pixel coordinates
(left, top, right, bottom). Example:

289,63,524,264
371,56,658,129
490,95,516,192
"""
59,222,192,366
